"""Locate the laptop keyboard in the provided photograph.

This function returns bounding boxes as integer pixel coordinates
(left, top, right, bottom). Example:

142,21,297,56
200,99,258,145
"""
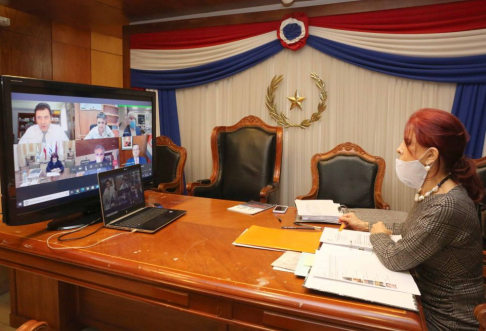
114,208,168,228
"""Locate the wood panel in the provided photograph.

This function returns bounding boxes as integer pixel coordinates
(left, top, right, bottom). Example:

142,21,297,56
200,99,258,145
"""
0,266,8,294
78,287,226,331
91,50,123,87
52,42,91,84
0,30,52,79
52,22,90,48
91,31,122,55
11,270,79,330
0,0,127,38
0,5,51,39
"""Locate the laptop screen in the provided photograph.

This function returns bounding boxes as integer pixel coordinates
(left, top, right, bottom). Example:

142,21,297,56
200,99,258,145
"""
98,165,145,224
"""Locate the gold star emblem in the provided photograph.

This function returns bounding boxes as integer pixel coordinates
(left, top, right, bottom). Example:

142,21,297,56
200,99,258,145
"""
287,90,306,110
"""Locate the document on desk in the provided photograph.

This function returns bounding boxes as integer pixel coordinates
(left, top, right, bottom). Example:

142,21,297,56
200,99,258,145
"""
320,228,402,251
304,243,420,311
294,199,341,223
47,172,60,177
313,244,420,295
233,225,321,253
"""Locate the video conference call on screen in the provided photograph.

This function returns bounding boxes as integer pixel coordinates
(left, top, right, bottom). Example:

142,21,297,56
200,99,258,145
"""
12,92,153,211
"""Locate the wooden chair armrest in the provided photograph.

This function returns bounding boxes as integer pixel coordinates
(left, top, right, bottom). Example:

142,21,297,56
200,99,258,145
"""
186,179,213,196
260,183,279,203
157,178,182,194
17,320,48,331
295,192,317,200
375,200,390,210
475,303,486,330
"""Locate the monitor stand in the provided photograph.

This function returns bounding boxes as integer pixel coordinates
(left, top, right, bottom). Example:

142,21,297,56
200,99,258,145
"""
46,208,102,231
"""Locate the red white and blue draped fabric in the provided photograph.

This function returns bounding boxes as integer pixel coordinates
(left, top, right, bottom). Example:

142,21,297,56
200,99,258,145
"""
131,0,486,157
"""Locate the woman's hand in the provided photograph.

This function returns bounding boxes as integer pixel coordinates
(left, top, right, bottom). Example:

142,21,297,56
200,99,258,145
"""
370,222,392,235
338,213,369,232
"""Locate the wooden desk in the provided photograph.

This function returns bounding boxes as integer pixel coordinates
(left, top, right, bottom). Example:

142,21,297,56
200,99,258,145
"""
0,193,427,331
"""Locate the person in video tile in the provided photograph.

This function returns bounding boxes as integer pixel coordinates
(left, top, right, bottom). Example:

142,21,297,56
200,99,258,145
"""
45,152,64,173
18,102,69,144
102,179,118,209
126,144,147,166
84,112,115,139
123,113,142,137
84,145,113,175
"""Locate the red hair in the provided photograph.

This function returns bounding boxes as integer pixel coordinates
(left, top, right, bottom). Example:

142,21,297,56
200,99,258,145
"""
404,108,483,203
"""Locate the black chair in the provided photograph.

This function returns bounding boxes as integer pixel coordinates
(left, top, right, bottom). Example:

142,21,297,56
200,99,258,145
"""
186,115,283,203
475,156,486,210
154,136,187,195
296,142,390,209
473,156,486,258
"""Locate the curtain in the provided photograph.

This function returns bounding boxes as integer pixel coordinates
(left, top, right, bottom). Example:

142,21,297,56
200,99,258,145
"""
176,47,456,211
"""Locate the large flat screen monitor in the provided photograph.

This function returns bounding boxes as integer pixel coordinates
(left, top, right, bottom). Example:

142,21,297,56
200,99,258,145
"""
0,76,157,230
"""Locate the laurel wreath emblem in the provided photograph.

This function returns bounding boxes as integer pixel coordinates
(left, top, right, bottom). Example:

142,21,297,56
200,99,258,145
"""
266,73,327,129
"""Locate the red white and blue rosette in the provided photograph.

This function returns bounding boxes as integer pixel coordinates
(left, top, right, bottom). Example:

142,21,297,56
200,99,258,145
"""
277,13,309,51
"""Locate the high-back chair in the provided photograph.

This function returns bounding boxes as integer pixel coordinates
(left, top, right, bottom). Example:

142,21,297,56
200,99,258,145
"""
154,136,187,195
475,156,486,213
296,142,390,209
186,115,283,203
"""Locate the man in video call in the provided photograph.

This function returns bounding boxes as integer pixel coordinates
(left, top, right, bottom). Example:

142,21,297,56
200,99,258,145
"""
84,112,115,139
123,112,143,137
102,179,118,209
126,144,147,166
18,102,69,144
84,145,113,175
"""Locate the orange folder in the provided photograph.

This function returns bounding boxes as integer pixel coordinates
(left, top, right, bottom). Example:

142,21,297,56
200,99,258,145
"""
233,225,321,254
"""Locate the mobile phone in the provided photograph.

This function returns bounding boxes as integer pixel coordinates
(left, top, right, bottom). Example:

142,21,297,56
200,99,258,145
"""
273,205,288,214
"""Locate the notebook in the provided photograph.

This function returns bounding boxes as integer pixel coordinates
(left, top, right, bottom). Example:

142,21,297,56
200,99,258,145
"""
97,164,186,233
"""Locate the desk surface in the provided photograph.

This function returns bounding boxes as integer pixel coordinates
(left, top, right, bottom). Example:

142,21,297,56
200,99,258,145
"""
0,192,426,331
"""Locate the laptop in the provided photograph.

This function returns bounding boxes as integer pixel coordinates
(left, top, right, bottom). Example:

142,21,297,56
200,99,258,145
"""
97,164,186,233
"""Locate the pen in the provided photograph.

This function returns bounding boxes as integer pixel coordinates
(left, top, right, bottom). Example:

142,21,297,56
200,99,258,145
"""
281,226,316,230
338,223,345,232
293,222,321,230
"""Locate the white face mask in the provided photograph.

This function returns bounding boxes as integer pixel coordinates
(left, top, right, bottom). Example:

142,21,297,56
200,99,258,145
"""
395,149,432,189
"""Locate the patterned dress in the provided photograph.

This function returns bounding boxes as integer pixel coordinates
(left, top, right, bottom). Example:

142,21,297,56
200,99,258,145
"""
370,186,484,331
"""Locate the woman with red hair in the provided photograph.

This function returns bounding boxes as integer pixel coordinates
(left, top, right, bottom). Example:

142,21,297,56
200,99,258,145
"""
340,108,484,330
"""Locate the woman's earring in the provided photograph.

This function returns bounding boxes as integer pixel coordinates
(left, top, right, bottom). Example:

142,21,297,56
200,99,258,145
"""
425,164,431,172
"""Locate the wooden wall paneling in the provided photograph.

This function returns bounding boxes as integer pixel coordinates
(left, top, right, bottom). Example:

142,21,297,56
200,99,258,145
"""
91,31,123,87
52,22,90,48
0,30,52,79
52,23,91,84
0,5,52,79
52,42,91,84
91,31,122,56
91,50,123,87
0,0,127,39
0,5,51,39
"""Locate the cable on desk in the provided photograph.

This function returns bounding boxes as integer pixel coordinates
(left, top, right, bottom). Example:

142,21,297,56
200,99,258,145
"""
57,223,104,241
47,225,137,250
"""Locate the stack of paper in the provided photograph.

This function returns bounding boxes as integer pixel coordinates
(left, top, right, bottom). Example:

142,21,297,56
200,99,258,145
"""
271,251,302,273
227,201,275,215
304,228,420,311
294,199,341,223
320,228,402,251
